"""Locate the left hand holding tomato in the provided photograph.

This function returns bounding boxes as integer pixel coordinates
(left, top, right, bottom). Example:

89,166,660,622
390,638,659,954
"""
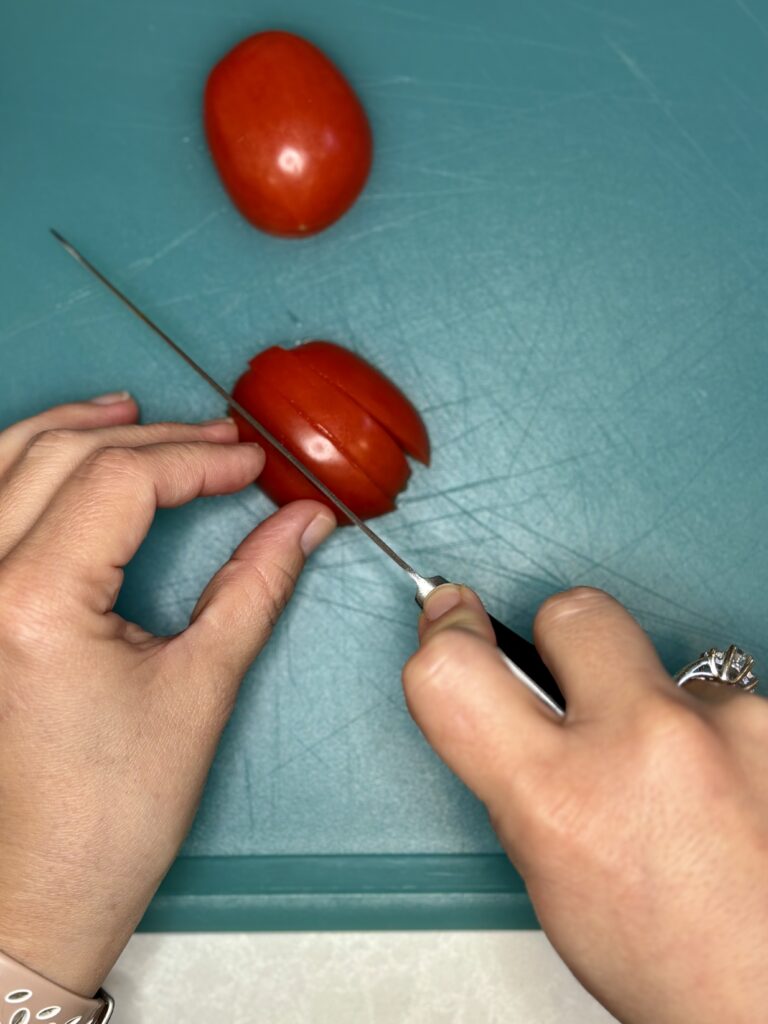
0,395,335,995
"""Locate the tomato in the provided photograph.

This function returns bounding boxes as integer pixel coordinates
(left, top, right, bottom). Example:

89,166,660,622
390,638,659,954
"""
231,341,430,522
295,341,430,464
204,31,373,237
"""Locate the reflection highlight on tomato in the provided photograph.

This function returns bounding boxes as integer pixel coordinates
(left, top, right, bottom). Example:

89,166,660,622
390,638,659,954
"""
205,31,373,237
277,147,306,177
231,341,430,522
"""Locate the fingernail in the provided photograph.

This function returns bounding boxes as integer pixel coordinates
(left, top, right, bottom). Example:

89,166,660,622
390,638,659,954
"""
201,416,236,427
424,584,463,621
300,510,337,555
90,390,131,405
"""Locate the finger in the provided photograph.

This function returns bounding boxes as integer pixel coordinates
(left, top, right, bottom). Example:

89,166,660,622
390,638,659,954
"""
0,393,138,476
0,418,237,559
417,583,497,645
6,441,266,612
533,587,671,719
171,500,336,688
403,585,562,811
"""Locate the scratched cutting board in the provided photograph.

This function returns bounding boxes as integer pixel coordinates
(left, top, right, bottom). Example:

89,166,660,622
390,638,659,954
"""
1,0,767,929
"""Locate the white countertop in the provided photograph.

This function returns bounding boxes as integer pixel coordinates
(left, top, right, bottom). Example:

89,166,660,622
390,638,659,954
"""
107,932,618,1023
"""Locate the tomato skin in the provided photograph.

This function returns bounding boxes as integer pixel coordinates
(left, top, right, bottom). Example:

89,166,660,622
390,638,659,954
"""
232,362,395,522
249,347,411,498
231,341,429,522
295,341,431,464
204,31,373,237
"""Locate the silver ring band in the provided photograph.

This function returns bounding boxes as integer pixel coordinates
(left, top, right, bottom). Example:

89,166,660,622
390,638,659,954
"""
674,645,758,693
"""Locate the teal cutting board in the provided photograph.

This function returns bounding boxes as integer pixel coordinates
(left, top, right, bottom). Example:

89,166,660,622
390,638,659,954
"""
2,0,767,930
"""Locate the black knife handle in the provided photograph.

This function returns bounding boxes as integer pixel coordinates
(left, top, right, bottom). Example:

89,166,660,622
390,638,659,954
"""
415,576,566,715
488,613,566,715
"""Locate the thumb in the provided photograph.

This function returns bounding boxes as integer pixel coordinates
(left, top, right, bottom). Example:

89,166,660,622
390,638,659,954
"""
403,585,560,808
172,500,336,683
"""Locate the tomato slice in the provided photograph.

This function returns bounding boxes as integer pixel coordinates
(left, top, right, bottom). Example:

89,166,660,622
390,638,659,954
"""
294,341,430,465
248,346,410,499
231,366,395,522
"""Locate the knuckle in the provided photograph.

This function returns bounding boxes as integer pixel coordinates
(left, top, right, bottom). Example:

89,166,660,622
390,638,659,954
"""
248,558,298,628
84,445,140,474
79,445,146,489
0,567,58,659
74,447,153,513
608,696,733,801
25,428,88,458
403,629,476,699
639,698,722,763
199,556,300,638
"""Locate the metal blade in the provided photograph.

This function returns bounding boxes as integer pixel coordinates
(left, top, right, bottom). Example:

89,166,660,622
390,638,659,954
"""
50,229,426,586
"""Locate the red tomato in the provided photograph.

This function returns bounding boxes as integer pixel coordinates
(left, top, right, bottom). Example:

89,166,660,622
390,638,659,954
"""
231,341,430,522
204,31,373,237
295,341,430,464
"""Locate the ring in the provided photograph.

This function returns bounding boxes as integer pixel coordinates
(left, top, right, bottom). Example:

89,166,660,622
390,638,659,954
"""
674,645,758,693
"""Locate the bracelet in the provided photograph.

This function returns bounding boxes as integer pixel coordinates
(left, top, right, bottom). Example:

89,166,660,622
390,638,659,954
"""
0,950,113,1024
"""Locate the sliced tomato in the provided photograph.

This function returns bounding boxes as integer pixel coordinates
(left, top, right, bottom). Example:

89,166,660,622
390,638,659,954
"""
248,346,410,499
294,341,430,464
231,339,430,523
232,366,395,522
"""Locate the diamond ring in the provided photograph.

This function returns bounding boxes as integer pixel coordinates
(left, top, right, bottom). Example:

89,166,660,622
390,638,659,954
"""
674,646,758,693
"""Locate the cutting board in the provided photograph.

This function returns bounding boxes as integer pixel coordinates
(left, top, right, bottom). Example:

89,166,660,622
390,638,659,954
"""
2,0,767,929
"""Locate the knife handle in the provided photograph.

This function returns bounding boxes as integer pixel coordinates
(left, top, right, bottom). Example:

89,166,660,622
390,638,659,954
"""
487,613,566,716
414,575,566,717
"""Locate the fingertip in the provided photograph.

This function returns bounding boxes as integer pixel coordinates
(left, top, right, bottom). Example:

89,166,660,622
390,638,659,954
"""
533,586,614,644
239,442,266,476
405,626,475,704
262,499,337,556
199,417,239,441
423,584,464,622
85,393,140,426
420,585,496,645
89,390,132,405
300,507,337,555
267,498,336,529
228,500,336,565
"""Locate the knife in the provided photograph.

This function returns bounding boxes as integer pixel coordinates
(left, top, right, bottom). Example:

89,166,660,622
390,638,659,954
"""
50,228,566,718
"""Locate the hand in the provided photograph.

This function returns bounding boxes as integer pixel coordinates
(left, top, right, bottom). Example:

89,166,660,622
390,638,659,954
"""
0,393,336,995
404,585,768,1024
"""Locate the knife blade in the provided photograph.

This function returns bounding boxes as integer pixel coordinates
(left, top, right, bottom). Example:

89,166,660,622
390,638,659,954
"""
50,228,566,718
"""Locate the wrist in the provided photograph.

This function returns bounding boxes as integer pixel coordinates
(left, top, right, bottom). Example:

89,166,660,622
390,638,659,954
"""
0,922,113,998
0,948,114,1024
0,851,146,997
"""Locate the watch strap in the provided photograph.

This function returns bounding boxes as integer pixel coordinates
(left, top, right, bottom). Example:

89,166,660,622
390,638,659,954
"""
0,949,113,1024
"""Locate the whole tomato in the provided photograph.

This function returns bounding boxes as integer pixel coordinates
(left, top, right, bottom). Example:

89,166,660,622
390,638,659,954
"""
231,341,430,522
204,31,373,237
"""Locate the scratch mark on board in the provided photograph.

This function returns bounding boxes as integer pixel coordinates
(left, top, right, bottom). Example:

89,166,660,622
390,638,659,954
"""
0,286,93,344
127,207,225,273
605,37,748,211
733,0,768,41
